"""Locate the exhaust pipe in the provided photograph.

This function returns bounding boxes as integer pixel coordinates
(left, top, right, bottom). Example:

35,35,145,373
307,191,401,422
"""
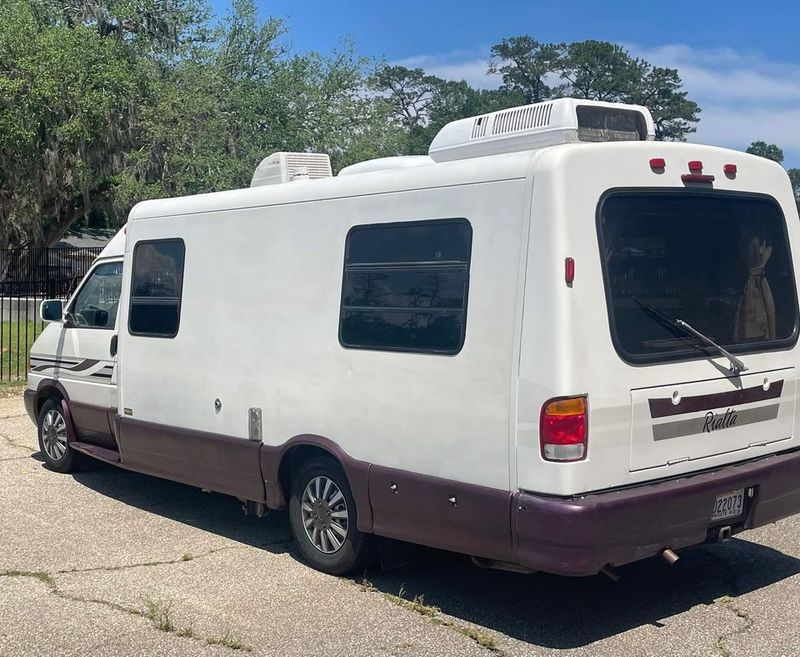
660,548,680,566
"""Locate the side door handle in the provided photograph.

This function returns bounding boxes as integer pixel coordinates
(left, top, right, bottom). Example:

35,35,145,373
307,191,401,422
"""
110,335,118,357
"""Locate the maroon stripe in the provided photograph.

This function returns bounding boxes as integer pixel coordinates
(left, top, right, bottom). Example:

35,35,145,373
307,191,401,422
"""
649,379,784,418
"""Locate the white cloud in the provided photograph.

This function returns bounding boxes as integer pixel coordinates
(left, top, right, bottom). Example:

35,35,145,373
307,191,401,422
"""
392,43,800,166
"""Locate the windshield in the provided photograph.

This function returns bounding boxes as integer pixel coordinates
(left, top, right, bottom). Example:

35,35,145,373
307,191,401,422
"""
598,191,798,364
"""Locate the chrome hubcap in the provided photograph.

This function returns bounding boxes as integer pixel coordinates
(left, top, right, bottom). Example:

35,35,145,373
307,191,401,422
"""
301,476,349,554
41,409,67,461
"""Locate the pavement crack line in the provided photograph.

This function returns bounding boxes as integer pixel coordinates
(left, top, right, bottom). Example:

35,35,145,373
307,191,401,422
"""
713,596,754,657
53,545,235,575
0,430,34,454
354,578,504,655
0,558,252,653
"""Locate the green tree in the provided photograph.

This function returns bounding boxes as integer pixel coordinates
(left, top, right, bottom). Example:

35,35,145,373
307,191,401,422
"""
368,65,442,128
629,66,701,141
0,0,152,250
746,141,784,163
370,66,523,154
488,36,564,103
1,0,401,252
487,36,700,141
557,40,646,101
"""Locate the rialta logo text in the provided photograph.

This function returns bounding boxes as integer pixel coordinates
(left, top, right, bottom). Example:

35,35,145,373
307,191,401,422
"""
703,408,738,433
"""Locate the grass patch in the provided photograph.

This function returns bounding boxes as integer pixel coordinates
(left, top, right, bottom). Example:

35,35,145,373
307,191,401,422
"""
361,582,501,653
451,624,498,651
206,630,252,652
0,321,43,383
1,569,56,588
385,592,438,617
143,598,176,633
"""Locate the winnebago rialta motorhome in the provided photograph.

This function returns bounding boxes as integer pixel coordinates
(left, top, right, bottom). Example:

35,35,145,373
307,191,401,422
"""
25,99,800,577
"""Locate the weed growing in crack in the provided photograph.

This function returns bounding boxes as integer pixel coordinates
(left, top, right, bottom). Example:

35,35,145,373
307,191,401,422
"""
176,626,194,638
143,598,176,633
181,553,193,562
359,581,500,653
450,624,498,651
206,630,252,652
1,570,56,588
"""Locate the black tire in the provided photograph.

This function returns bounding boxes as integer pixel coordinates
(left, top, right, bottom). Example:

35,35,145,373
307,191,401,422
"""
37,398,80,473
288,456,374,575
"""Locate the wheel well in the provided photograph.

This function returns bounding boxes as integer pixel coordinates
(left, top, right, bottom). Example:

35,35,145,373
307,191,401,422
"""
35,387,63,419
278,444,340,503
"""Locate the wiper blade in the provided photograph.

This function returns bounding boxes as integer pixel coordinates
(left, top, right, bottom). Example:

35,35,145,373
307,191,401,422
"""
631,297,748,374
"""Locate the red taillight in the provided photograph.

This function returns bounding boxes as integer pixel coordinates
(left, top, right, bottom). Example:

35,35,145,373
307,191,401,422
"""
724,163,737,175
649,158,666,170
540,397,588,462
688,160,703,172
565,257,575,284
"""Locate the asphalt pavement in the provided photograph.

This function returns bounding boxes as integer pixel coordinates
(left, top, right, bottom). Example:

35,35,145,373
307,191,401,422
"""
1,394,798,657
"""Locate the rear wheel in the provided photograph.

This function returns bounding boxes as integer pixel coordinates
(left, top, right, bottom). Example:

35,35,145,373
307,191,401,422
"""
37,398,80,473
288,456,374,575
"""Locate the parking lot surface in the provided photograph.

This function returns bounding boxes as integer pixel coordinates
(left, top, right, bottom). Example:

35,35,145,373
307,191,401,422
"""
1,394,799,657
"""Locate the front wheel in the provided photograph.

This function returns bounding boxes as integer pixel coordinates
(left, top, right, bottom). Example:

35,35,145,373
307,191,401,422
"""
37,398,80,473
288,456,374,575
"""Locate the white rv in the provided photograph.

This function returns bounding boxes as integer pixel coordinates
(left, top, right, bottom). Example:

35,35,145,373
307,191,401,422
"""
25,99,800,577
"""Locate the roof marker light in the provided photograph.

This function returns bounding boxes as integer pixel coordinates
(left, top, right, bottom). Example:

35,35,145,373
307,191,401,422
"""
649,158,666,171
724,164,737,175
688,160,703,173
565,257,575,285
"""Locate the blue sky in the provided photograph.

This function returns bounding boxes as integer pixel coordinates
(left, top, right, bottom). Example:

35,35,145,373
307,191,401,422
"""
211,0,800,166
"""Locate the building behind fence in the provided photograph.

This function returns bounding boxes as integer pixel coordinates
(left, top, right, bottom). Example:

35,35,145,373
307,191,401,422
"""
0,247,102,381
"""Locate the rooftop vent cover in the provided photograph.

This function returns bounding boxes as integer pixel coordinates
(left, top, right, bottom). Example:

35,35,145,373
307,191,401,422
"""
250,152,333,187
428,98,655,163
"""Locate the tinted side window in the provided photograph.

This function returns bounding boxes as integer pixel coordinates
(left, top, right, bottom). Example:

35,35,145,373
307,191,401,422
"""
340,219,472,354
129,240,185,338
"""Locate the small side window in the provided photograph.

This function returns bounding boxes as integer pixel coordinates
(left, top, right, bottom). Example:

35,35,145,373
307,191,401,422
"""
339,219,472,354
129,239,185,338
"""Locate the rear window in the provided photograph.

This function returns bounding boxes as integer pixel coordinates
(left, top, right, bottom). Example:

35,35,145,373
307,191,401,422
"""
598,191,798,364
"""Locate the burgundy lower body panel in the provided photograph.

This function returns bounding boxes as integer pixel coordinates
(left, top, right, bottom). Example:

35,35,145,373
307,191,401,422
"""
369,465,514,562
68,401,118,450
117,417,266,503
23,390,36,423
513,450,800,576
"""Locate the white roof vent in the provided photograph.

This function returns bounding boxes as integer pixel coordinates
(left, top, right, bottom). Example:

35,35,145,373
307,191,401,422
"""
250,152,332,187
338,155,433,177
428,98,655,163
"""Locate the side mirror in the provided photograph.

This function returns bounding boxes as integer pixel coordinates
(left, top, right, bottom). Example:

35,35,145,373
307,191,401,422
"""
40,299,63,323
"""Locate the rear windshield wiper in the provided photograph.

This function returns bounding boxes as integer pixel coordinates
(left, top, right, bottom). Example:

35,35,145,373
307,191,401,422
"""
631,297,748,374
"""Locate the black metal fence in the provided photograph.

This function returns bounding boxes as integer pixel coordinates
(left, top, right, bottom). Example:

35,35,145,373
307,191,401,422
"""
0,247,102,382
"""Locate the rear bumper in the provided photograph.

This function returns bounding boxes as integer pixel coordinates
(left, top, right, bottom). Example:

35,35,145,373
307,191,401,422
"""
514,450,800,576
23,389,36,423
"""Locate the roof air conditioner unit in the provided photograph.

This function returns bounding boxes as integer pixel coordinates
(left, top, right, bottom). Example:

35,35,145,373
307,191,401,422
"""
428,98,655,163
250,152,333,187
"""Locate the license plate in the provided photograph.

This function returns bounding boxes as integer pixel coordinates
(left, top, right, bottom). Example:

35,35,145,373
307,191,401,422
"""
710,489,745,522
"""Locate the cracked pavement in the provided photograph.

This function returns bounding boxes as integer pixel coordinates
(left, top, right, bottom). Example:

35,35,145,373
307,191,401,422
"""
1,395,799,657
